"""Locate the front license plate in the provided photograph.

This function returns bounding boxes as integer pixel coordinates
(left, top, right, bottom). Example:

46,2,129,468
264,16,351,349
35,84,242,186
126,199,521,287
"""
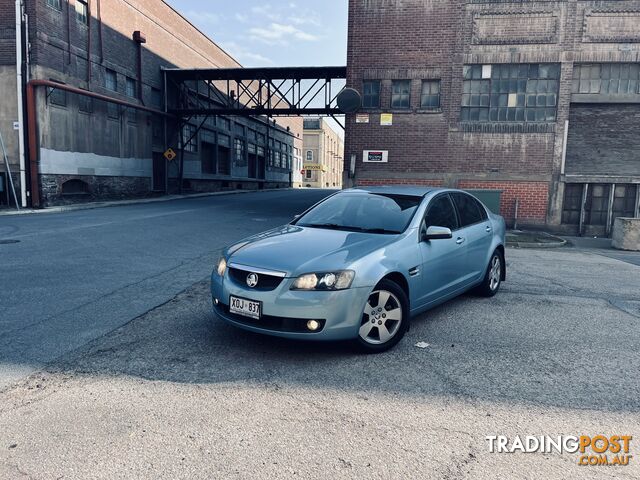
229,296,261,320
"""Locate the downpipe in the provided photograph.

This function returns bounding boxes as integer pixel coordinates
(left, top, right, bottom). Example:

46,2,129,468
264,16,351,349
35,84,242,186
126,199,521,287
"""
15,0,27,207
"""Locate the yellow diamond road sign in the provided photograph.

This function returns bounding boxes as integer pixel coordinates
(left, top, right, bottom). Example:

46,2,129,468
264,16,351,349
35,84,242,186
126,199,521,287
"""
164,148,177,161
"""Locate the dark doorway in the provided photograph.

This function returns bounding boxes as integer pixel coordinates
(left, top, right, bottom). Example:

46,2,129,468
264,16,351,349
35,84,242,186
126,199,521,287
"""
218,146,231,175
152,152,166,192
257,155,265,179
248,153,257,179
201,142,216,174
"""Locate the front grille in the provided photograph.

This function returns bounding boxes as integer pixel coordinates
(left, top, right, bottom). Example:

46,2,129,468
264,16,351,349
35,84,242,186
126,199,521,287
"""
228,267,284,291
215,303,325,334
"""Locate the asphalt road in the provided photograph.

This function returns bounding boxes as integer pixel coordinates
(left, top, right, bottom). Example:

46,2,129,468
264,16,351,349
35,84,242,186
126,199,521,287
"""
0,189,334,389
1,190,639,479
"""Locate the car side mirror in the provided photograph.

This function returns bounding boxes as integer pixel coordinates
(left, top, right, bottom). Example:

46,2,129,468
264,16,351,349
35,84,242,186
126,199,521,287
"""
423,226,453,241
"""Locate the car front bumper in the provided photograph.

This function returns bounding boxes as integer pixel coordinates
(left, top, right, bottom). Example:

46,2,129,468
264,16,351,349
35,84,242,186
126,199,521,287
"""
211,271,371,341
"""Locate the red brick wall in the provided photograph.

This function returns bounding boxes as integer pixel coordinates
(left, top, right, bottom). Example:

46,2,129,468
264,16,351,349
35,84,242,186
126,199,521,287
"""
458,180,549,224
358,178,443,187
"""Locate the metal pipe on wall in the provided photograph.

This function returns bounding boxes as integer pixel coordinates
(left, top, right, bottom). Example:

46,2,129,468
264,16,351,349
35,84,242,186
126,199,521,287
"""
15,0,27,207
26,79,174,208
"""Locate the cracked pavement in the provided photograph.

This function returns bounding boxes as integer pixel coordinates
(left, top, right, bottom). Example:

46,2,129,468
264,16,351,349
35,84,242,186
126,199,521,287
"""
1,190,639,479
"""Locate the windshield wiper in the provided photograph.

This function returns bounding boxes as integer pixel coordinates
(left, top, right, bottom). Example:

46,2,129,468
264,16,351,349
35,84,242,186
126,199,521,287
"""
301,223,400,234
359,228,401,234
301,223,354,231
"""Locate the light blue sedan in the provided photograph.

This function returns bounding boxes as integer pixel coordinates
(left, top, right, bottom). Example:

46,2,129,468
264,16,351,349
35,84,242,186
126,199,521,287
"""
212,187,506,352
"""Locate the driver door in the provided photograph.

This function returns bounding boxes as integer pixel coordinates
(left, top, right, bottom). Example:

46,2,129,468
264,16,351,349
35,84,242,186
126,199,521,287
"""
416,194,468,307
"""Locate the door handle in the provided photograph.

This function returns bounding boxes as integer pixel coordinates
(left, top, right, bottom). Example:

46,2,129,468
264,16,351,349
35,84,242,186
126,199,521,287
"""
486,226,492,233
456,237,465,245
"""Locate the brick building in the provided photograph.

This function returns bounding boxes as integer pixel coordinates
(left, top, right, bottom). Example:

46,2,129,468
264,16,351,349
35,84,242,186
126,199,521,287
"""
344,0,640,236
302,117,343,189
0,0,302,207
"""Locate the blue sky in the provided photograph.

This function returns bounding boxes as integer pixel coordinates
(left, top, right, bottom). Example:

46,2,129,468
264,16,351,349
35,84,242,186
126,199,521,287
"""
169,1,348,67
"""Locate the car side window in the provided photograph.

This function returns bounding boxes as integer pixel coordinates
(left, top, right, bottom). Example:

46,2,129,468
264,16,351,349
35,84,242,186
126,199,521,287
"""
424,195,459,231
451,193,484,227
474,198,489,221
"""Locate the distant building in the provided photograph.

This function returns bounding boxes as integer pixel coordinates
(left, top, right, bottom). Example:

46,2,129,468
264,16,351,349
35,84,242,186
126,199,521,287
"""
344,0,640,236
0,0,302,207
302,118,343,189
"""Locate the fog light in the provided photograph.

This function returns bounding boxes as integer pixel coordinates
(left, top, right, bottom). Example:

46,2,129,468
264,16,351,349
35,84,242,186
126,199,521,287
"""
306,320,320,331
214,298,219,305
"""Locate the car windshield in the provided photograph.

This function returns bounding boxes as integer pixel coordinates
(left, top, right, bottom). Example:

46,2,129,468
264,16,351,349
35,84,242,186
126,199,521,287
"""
295,193,422,234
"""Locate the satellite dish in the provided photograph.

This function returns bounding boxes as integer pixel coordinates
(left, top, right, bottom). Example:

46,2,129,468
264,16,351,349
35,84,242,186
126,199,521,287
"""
336,88,362,114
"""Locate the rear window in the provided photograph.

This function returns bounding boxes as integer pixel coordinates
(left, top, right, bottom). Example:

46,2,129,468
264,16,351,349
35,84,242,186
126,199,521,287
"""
451,193,485,227
296,193,422,234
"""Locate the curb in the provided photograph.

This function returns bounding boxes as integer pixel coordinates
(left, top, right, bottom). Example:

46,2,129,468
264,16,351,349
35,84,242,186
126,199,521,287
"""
506,239,567,249
506,230,568,249
0,188,294,217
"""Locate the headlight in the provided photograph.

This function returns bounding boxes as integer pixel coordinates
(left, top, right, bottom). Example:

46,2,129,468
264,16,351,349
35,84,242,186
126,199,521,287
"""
216,256,227,277
291,270,354,291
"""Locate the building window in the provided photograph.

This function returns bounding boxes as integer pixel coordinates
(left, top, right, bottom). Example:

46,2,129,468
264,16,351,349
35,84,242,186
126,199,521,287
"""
461,63,560,123
561,184,583,225
234,138,246,166
362,81,380,109
182,124,198,153
76,0,88,25
391,80,411,109
218,117,230,131
306,170,312,179
306,150,313,161
150,87,162,108
125,77,136,97
105,69,117,91
585,184,610,226
234,123,245,137
78,90,92,113
46,0,61,10
48,80,67,107
420,80,441,109
572,63,640,95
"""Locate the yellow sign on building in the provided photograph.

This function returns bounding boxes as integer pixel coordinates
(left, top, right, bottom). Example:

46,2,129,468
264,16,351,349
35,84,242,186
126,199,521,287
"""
303,164,326,172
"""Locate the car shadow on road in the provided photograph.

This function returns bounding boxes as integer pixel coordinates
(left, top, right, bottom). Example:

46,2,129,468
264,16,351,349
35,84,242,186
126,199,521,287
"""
43,279,640,416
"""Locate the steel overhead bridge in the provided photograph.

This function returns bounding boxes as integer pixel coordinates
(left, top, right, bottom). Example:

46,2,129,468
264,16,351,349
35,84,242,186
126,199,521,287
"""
163,66,350,118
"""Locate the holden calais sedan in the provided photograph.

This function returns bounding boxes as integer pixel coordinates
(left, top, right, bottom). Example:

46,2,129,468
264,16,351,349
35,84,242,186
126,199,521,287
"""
211,187,506,352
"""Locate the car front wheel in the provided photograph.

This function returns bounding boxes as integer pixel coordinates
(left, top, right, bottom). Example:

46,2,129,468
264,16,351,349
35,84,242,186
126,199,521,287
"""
355,279,409,353
476,250,504,297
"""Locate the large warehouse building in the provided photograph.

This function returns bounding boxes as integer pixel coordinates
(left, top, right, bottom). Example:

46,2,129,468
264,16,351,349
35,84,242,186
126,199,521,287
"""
0,0,302,208
344,0,640,236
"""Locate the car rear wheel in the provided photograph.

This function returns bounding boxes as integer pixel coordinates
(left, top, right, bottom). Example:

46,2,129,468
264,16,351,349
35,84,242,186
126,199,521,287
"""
355,279,409,353
476,250,504,297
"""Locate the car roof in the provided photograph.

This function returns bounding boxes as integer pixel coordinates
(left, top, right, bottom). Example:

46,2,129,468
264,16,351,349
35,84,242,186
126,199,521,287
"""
344,186,445,197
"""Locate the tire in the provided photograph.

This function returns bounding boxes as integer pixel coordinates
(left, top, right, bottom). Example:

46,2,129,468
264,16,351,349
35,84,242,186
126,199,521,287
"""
354,279,410,353
476,250,504,297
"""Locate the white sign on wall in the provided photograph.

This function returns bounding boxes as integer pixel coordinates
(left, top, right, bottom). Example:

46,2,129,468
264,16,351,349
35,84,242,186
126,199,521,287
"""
363,150,388,163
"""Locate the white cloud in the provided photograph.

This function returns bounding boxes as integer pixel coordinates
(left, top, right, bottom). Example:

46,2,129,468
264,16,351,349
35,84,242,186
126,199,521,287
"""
288,14,321,27
221,41,274,66
249,23,320,45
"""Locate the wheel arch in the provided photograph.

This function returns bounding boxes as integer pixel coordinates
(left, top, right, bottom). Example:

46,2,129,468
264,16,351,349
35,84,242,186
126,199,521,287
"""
378,272,410,307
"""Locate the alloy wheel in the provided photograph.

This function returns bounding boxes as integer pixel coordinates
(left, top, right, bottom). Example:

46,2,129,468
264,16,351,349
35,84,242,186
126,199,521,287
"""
359,290,403,345
489,255,501,291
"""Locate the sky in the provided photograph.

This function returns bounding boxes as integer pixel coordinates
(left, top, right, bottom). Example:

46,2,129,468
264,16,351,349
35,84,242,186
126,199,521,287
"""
169,1,349,68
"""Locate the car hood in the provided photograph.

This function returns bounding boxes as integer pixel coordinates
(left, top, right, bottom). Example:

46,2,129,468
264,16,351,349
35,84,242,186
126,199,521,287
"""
226,225,399,276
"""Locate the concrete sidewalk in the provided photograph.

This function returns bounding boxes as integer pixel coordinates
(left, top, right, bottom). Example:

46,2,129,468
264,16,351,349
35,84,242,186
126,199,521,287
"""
0,188,294,217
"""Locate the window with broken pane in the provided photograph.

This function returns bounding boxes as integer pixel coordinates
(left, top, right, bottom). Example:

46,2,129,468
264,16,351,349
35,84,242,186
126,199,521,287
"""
461,63,560,123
